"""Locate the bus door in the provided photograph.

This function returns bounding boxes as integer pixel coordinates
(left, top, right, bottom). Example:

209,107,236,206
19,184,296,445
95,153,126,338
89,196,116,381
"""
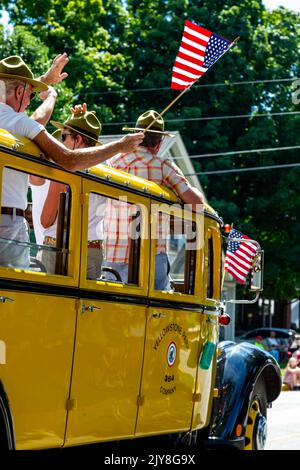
191,221,222,430
65,180,150,446
135,205,204,435
0,155,81,449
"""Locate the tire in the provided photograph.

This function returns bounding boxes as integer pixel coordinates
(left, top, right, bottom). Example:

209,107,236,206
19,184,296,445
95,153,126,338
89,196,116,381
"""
0,391,14,450
244,376,267,450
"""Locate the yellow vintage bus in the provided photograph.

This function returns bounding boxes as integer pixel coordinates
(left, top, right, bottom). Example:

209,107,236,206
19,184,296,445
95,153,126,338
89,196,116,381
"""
0,129,281,451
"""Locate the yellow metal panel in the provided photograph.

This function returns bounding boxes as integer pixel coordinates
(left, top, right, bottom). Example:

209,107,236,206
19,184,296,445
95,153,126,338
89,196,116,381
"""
191,312,219,429
0,290,76,449
136,307,201,435
65,300,146,446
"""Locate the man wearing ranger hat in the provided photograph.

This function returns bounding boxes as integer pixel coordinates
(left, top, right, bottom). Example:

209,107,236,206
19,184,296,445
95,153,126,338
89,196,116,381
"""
0,56,143,170
32,103,106,278
104,109,204,290
0,55,143,269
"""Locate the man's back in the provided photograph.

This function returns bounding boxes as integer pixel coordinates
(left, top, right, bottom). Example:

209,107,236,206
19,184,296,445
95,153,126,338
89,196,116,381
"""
108,147,190,196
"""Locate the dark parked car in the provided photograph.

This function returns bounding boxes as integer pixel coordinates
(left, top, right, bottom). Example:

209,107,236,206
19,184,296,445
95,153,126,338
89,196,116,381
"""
236,327,296,361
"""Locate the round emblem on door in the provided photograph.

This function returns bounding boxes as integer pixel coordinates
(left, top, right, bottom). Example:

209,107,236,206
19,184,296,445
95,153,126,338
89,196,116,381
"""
167,342,177,367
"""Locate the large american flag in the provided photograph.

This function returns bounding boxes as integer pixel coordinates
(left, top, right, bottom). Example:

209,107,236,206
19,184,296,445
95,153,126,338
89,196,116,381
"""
224,229,257,285
171,20,232,90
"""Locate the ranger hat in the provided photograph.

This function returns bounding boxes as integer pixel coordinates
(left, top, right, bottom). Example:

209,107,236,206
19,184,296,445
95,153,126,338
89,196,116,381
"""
51,129,61,141
51,110,102,144
0,55,48,92
123,110,173,137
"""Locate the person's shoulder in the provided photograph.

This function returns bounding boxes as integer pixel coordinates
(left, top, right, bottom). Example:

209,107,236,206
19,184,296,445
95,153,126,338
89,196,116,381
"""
162,157,186,175
110,151,141,167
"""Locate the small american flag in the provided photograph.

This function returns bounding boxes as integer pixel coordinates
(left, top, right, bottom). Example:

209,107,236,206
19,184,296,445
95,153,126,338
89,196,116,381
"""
224,228,257,284
171,20,232,90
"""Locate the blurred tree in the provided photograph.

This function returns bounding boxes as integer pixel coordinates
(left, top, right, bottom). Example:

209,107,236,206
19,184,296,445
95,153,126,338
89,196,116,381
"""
0,0,130,123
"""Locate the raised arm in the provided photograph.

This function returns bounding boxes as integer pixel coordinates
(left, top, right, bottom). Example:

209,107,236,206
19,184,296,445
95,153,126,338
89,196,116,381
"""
41,181,67,228
38,53,69,86
30,86,58,126
34,130,144,171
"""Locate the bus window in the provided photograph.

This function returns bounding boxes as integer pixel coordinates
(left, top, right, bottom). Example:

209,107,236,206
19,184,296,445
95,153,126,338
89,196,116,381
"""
155,214,196,294
88,192,141,285
0,167,71,276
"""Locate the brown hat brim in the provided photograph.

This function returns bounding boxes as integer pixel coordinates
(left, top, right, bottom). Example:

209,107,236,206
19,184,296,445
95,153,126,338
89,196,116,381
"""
122,126,174,137
50,121,102,145
0,73,48,92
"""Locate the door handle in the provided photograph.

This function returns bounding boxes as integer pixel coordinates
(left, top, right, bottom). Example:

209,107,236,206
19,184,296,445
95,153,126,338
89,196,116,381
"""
81,304,101,314
150,312,167,319
0,296,15,303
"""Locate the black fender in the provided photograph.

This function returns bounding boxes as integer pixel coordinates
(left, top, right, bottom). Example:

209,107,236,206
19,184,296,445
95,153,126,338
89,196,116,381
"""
0,381,15,449
209,340,281,442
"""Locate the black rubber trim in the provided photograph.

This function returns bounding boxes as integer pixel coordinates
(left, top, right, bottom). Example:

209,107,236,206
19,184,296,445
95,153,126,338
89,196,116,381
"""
0,278,219,313
1,147,222,223
149,299,218,312
204,436,245,450
0,383,15,450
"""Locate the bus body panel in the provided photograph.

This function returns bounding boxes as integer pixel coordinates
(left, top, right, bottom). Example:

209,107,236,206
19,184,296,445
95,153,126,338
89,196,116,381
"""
0,289,76,449
64,299,146,446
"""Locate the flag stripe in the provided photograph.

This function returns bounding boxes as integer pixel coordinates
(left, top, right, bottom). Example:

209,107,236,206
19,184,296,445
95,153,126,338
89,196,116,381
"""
184,25,211,43
225,265,246,283
179,43,206,60
234,249,254,264
179,45,205,62
225,253,251,273
182,35,207,52
225,268,246,283
171,71,196,83
175,56,207,73
239,244,257,257
225,262,247,280
240,242,257,255
184,20,213,39
171,76,196,88
172,66,200,80
225,258,249,277
177,50,205,68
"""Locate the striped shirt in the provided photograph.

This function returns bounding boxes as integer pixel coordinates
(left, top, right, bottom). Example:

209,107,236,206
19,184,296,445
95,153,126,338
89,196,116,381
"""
104,148,191,263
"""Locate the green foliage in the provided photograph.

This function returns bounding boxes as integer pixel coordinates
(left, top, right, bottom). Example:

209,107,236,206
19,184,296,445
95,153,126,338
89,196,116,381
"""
0,0,299,299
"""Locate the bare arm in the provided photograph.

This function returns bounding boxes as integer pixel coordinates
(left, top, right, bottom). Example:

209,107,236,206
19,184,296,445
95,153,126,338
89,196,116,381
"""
34,130,144,171
30,86,57,126
41,181,67,228
180,186,205,211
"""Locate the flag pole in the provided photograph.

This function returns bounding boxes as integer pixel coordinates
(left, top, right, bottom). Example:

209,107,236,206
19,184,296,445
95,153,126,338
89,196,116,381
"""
143,36,240,133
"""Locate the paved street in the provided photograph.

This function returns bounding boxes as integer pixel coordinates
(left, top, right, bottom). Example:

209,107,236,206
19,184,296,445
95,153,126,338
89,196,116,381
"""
265,390,300,450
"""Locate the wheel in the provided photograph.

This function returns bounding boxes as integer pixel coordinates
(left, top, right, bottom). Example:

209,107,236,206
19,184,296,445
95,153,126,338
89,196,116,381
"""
0,393,14,449
244,377,267,450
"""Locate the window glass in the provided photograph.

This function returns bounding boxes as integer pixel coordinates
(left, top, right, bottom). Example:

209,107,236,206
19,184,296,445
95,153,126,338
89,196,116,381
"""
155,213,196,294
87,192,141,285
0,167,71,275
